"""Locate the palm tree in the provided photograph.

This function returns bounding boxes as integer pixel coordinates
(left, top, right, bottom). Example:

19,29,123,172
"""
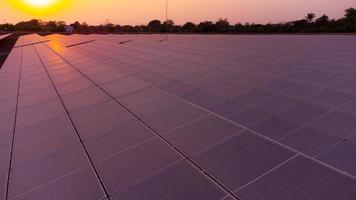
306,13,316,23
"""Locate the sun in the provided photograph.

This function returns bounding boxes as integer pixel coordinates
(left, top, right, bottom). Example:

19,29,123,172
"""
7,0,69,15
24,0,57,8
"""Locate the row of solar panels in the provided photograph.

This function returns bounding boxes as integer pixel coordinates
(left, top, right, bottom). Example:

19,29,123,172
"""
0,33,356,200
0,34,12,41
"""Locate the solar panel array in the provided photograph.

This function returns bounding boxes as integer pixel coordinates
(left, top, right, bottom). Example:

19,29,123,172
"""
1,33,356,200
0,34,12,41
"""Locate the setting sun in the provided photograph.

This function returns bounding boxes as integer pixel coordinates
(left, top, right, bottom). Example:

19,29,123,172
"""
24,0,56,8
7,0,68,16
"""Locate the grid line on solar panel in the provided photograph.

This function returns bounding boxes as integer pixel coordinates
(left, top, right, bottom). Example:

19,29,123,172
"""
192,131,297,191
13,115,72,147
8,143,90,198
309,111,356,138
91,134,157,163
235,155,356,200
94,138,183,194
164,115,245,156
9,165,93,199
46,33,356,182
315,134,356,177
11,127,79,166
280,126,343,157
184,93,356,179
273,95,356,142
109,160,231,200
232,154,299,192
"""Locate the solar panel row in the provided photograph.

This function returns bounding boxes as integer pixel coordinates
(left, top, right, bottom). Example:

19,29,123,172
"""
1,35,25,200
1,33,356,200
0,34,12,41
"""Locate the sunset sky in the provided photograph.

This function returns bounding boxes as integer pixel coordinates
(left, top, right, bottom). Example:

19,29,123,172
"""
1,0,356,25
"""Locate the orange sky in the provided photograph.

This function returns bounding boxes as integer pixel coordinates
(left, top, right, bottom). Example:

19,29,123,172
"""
1,0,356,25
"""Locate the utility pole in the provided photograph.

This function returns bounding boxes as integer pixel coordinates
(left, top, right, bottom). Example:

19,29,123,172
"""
165,0,168,41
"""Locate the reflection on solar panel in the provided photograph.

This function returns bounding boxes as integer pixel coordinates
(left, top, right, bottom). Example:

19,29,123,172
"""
1,33,356,200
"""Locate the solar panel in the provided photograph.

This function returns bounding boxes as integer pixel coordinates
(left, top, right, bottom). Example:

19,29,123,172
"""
0,34,12,41
110,161,228,200
1,33,356,200
0,36,24,200
66,40,96,48
193,131,296,191
235,156,356,200
319,139,356,177
280,126,341,157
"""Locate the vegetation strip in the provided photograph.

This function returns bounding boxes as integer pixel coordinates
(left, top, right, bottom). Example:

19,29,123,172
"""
1,8,355,33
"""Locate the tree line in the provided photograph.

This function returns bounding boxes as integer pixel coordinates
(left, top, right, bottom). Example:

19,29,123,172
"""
1,8,355,33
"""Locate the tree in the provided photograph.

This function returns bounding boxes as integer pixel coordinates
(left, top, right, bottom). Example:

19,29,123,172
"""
56,21,66,32
292,19,308,32
234,23,244,32
0,23,14,31
95,25,105,32
120,25,135,32
45,21,57,32
315,15,329,26
216,18,231,32
70,21,81,29
182,22,197,32
15,19,41,31
306,13,316,23
78,22,89,32
147,20,161,32
312,15,331,32
104,23,115,32
345,7,356,19
343,8,356,31
161,19,174,32
197,21,216,33
0,7,355,34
